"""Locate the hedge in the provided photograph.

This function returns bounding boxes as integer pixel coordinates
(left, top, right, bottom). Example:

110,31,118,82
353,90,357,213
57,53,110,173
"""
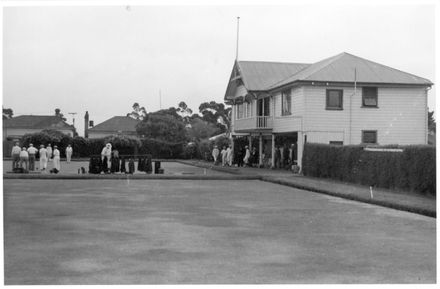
302,143,436,195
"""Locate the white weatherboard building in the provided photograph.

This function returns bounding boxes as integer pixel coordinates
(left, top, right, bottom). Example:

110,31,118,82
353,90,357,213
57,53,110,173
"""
224,52,433,169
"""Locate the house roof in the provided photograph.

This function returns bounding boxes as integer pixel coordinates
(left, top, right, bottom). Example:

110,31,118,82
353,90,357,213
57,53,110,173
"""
237,61,310,91
226,52,432,99
88,116,140,133
3,115,74,130
268,52,433,89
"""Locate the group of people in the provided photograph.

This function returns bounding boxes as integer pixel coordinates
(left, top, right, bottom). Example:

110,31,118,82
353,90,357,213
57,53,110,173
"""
211,145,234,166
11,142,73,173
210,142,297,170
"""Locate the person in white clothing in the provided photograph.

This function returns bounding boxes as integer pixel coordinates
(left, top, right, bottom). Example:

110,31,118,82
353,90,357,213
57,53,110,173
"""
101,143,112,171
46,144,53,161
27,144,38,171
19,147,29,171
65,144,73,163
53,145,61,172
243,145,251,166
11,142,21,170
39,145,48,171
221,146,227,166
226,145,233,166
212,145,219,165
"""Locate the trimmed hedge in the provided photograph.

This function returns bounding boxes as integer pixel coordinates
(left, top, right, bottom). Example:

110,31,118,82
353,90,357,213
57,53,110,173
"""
302,143,436,195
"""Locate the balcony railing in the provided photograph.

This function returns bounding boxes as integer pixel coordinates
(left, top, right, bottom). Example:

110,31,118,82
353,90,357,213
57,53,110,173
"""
256,116,271,128
234,116,273,131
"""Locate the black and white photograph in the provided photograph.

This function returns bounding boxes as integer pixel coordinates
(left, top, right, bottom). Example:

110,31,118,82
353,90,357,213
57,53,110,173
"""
2,0,437,285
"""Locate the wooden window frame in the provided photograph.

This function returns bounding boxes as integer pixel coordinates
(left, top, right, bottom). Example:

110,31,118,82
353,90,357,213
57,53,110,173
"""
326,89,343,110
281,89,292,116
362,87,378,108
362,130,378,144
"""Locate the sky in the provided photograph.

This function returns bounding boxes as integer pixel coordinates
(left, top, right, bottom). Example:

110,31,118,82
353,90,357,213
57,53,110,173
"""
2,2,436,137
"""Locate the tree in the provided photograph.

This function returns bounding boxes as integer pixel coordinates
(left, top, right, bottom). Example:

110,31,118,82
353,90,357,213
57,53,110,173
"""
136,113,187,143
187,118,220,141
199,101,232,134
3,107,13,119
54,108,67,121
127,102,147,121
177,101,193,125
428,110,436,133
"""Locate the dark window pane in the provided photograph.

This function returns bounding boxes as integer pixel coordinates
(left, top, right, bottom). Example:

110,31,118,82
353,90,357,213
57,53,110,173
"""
362,87,378,107
326,90,343,109
362,131,377,143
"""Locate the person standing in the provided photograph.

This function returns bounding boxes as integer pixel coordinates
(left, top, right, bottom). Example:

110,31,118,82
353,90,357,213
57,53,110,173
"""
65,144,73,163
53,145,61,172
221,146,227,166
27,143,38,171
101,143,112,172
243,145,251,166
46,144,53,162
19,147,29,171
226,145,233,166
212,145,219,165
275,146,281,169
39,145,48,172
11,142,21,170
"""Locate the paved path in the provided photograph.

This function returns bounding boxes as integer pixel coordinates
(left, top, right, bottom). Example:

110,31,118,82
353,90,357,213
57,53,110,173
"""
4,179,435,284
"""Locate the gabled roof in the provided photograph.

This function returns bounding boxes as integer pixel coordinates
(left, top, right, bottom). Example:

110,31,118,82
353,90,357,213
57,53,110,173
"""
3,115,74,130
225,52,432,99
89,116,140,133
237,61,310,91
268,52,433,89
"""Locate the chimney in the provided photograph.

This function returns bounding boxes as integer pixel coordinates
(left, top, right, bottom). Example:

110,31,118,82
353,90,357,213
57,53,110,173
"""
84,111,89,138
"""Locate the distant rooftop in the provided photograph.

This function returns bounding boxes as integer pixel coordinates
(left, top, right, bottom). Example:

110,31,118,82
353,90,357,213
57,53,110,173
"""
3,115,74,130
88,116,140,133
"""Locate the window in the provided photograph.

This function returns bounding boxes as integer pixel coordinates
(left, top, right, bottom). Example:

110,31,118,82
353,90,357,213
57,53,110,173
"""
245,101,252,118
236,104,243,119
281,90,292,115
362,87,378,107
326,89,343,110
362,130,377,144
329,141,343,145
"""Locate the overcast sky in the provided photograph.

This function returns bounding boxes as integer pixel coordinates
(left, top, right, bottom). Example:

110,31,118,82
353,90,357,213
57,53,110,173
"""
3,3,436,137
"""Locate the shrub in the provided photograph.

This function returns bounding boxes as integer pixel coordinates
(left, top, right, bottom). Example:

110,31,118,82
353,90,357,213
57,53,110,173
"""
21,129,73,158
139,138,184,159
303,143,436,195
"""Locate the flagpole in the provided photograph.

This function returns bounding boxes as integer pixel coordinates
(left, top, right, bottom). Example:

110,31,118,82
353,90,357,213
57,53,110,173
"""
236,17,240,61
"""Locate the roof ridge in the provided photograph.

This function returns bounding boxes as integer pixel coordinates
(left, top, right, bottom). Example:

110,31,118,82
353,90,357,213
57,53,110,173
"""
238,60,310,65
266,52,347,89
341,53,432,84
299,52,347,81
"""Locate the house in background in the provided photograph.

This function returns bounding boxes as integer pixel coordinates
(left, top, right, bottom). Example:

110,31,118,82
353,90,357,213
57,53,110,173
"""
3,115,76,157
224,52,433,169
3,115,75,141
87,116,140,139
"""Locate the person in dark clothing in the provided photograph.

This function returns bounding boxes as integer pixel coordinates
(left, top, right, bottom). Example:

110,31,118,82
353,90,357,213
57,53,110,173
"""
251,147,258,167
236,146,244,167
120,157,126,173
275,146,281,169
110,149,120,173
102,156,109,173
128,158,135,174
